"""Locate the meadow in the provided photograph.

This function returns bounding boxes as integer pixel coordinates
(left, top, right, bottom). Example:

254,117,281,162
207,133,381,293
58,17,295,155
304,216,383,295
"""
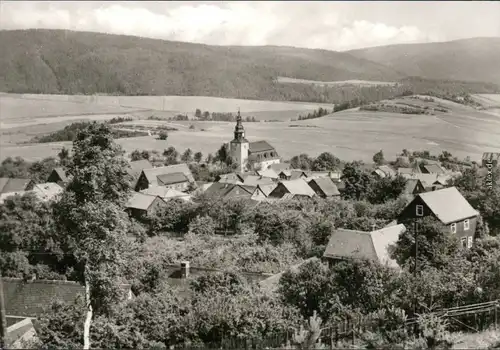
2,95,500,163
275,76,398,87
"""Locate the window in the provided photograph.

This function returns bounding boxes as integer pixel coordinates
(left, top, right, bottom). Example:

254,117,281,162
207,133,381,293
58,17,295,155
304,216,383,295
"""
416,205,424,216
467,236,473,249
464,219,470,231
450,223,457,234
460,237,467,248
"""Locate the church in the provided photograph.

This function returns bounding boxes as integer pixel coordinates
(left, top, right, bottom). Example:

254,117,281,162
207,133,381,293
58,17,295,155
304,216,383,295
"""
226,111,281,172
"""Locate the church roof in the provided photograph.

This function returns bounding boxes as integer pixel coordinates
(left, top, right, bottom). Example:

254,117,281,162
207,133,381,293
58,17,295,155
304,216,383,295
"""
249,141,275,153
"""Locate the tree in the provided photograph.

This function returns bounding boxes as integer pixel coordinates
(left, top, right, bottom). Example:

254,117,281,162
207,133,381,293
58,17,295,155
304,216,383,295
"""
215,144,230,165
130,149,142,161
311,152,341,171
58,147,71,167
195,108,202,119
203,111,210,120
181,148,193,163
194,151,203,163
341,162,373,201
393,156,410,168
28,157,59,183
206,153,214,164
52,122,132,349
158,131,168,140
163,146,179,165
290,154,314,170
373,150,385,166
367,175,407,204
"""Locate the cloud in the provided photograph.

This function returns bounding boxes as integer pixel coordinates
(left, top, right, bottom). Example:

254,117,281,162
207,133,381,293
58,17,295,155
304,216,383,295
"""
0,1,445,50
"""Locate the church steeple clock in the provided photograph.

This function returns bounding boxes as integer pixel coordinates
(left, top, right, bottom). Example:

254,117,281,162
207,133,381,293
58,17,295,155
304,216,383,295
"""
229,109,249,171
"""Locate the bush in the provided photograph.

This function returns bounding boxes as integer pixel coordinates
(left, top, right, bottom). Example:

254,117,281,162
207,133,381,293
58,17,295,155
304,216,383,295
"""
158,131,168,140
188,215,216,236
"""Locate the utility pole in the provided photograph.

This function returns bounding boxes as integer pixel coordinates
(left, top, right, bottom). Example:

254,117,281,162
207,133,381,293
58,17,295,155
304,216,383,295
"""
0,272,7,349
413,219,419,336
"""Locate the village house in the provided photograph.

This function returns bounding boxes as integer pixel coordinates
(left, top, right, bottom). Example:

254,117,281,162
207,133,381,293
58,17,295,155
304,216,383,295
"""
256,168,279,180
403,178,426,196
372,165,397,178
128,159,153,188
225,110,281,172
125,192,168,218
140,186,192,202
46,167,69,186
421,163,446,175
401,173,454,191
322,224,406,269
134,163,195,192
307,177,340,198
482,152,500,168
31,183,64,202
203,182,257,200
278,169,309,181
268,179,316,200
396,186,479,248
268,163,292,173
0,177,35,194
398,167,418,176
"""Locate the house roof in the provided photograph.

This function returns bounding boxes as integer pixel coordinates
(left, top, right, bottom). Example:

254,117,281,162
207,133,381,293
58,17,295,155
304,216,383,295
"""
3,278,131,318
423,164,446,175
204,182,255,198
126,192,163,211
482,152,500,161
157,172,188,185
6,318,37,348
259,257,318,293
256,169,279,179
376,165,397,177
272,179,316,198
257,184,278,197
0,178,32,194
417,186,479,224
268,163,292,172
142,164,194,186
308,177,340,196
403,179,422,194
51,167,68,182
242,175,275,186
402,173,441,188
32,183,63,202
398,167,415,175
0,191,28,205
128,159,153,177
141,186,190,200
249,140,276,153
290,170,309,180
323,225,404,268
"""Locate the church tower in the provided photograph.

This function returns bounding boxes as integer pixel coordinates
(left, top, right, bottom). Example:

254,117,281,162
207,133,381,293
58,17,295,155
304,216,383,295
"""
229,110,249,171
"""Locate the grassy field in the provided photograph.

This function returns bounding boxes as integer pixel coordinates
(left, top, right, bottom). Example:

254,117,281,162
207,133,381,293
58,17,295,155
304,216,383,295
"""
2,95,499,163
276,76,398,87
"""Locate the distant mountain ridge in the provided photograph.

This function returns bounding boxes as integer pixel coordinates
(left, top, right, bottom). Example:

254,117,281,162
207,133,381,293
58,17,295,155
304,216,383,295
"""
0,29,499,101
347,37,500,86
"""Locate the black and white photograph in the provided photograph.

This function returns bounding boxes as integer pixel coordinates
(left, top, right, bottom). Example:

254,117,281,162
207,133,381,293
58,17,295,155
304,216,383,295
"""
0,1,499,349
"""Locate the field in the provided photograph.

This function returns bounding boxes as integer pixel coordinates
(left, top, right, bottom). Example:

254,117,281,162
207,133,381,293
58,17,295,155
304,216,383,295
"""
472,94,500,118
276,76,398,87
2,94,499,164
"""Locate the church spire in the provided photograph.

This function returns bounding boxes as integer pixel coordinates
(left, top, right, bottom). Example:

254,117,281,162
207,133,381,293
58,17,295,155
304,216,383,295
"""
233,108,246,142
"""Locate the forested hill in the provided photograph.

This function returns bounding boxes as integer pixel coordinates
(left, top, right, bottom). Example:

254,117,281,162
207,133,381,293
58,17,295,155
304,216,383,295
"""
1,29,499,103
347,37,500,86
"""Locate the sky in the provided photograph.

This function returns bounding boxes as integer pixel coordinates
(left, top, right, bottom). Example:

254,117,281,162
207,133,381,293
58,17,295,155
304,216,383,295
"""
1,1,499,51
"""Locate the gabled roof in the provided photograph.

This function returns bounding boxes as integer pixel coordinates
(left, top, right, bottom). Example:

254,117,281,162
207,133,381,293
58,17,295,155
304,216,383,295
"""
157,172,188,185
398,167,415,175
249,140,276,153
242,175,275,186
256,169,279,179
0,191,28,204
377,165,397,177
32,183,63,202
402,173,441,188
290,170,309,180
126,192,164,211
217,172,243,183
5,318,37,348
257,184,278,197
482,152,500,161
417,186,479,224
3,278,131,318
128,159,153,177
403,178,423,194
271,179,316,198
308,177,340,196
268,163,292,172
0,178,32,194
323,225,405,268
423,164,446,175
51,167,68,182
141,186,190,200
142,164,194,186
204,183,255,198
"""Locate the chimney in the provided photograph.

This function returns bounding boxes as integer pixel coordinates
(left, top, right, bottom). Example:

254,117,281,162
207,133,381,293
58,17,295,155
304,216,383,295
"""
180,261,190,279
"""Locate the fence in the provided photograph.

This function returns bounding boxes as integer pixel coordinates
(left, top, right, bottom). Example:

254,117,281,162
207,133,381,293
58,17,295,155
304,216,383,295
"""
170,300,500,349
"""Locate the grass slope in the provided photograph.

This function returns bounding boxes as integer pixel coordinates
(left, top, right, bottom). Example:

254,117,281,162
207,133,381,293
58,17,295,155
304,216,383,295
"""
347,37,500,85
3,96,499,164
